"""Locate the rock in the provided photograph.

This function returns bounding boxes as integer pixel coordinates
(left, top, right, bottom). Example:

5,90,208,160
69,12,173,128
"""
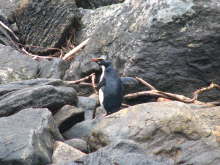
94,106,106,118
66,140,172,165
14,0,81,54
52,141,86,165
38,58,70,79
63,119,100,140
0,79,78,117
75,0,124,9
78,96,97,120
65,0,220,101
88,101,220,164
0,78,65,96
54,105,84,133
0,0,18,22
65,138,89,153
0,44,38,84
0,108,63,165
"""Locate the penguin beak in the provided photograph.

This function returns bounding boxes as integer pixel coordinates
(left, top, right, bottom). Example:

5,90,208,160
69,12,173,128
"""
91,58,104,62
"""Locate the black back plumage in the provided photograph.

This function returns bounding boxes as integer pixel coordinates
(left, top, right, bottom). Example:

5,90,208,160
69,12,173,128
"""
101,63,123,114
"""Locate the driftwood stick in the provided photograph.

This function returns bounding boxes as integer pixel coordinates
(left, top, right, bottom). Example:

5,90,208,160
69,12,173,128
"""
0,21,19,41
65,73,95,84
193,82,220,100
21,48,55,60
62,38,90,60
135,77,156,90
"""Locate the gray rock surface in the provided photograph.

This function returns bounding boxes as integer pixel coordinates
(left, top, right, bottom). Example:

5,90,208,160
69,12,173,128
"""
78,96,97,120
54,105,84,133
14,0,80,54
66,140,172,165
63,119,100,140
52,141,86,165
0,79,78,117
89,101,220,164
0,44,38,84
65,138,89,153
65,0,220,101
38,58,70,79
0,108,63,165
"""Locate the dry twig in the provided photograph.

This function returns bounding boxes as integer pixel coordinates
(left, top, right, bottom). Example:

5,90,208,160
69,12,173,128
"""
62,38,90,60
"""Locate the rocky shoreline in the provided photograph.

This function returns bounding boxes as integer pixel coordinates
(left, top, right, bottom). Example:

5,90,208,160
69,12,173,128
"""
0,0,220,165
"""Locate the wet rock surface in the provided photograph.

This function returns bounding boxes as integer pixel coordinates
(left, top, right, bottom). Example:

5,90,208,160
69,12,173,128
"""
0,108,63,165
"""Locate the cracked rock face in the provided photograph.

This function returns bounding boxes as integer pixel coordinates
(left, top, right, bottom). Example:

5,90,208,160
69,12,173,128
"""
0,108,63,165
88,102,220,164
67,140,172,165
65,0,220,101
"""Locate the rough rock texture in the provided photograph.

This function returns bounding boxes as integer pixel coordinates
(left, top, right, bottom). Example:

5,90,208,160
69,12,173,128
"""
38,58,70,79
52,141,86,165
78,96,97,120
63,119,100,140
75,0,124,9
89,101,220,164
65,0,220,101
0,108,63,165
54,105,84,133
0,0,19,22
0,44,38,84
14,0,80,54
66,140,172,165
65,139,89,153
0,78,78,117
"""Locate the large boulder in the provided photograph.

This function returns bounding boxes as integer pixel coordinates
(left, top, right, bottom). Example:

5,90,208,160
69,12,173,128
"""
66,140,172,165
0,78,78,117
0,108,63,165
0,44,39,84
88,101,220,164
14,0,80,54
65,0,220,100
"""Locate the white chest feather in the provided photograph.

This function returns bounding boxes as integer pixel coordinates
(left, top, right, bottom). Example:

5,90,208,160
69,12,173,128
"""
99,66,105,82
99,89,104,106
98,66,105,106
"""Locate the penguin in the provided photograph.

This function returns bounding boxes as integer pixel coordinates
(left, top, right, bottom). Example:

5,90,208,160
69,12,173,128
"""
91,58,123,115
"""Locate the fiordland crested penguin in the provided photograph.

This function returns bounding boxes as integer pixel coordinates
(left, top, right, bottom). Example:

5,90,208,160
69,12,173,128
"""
91,58,123,115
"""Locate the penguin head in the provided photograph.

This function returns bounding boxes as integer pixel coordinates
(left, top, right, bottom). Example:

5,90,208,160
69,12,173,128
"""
91,58,112,68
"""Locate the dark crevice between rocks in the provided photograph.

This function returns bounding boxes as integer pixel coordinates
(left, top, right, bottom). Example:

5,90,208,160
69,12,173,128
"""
59,112,85,134
75,0,125,9
55,17,82,53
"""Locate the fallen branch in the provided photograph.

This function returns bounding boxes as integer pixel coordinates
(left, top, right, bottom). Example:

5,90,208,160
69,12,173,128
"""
21,48,56,60
65,73,98,93
124,78,220,106
135,77,156,90
193,82,220,100
62,38,90,60
65,73,95,84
